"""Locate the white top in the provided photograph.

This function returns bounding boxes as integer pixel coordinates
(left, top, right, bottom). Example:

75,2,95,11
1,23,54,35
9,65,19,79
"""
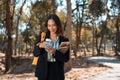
44,37,59,62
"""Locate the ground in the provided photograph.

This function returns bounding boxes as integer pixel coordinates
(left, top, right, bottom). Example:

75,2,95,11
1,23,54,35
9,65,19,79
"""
0,52,110,80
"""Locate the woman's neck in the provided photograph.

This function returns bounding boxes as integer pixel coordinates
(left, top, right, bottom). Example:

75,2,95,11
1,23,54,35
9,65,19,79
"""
50,33,57,41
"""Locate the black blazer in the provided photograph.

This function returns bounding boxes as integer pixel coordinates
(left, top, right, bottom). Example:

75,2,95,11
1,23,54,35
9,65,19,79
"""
33,33,70,80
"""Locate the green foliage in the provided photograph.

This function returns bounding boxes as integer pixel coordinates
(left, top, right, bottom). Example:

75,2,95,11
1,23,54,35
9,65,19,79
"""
89,0,106,17
29,0,57,32
95,21,113,40
21,28,35,45
0,34,5,39
56,11,66,28
0,1,6,20
1,0,120,56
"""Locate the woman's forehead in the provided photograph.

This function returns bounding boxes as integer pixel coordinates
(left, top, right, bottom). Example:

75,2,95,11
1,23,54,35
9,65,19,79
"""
48,19,56,24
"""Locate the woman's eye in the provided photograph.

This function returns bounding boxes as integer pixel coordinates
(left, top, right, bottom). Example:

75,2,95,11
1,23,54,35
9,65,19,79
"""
48,24,56,27
53,24,56,26
48,25,51,27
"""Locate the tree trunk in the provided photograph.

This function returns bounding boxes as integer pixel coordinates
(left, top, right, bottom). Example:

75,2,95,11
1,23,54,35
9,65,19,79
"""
14,0,26,55
74,20,79,57
91,21,95,56
5,0,13,73
74,19,82,57
65,0,72,41
64,0,72,72
114,18,120,56
96,35,104,56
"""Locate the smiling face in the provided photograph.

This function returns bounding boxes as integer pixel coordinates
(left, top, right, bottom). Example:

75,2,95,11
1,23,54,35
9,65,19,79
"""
45,14,63,36
47,19,57,34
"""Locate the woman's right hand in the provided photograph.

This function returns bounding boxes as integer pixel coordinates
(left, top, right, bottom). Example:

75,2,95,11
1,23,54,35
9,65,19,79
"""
39,42,46,48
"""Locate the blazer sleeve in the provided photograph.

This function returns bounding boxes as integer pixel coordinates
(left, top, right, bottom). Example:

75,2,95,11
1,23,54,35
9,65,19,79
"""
33,35,44,57
54,37,70,62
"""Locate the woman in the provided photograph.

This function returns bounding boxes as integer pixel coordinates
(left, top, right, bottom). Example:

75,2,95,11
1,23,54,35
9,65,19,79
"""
33,14,70,80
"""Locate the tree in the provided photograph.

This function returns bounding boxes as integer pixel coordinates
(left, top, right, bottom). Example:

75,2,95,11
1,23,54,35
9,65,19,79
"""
65,0,72,41
51,0,57,14
110,0,120,56
89,0,106,55
72,0,88,57
64,0,72,72
30,0,57,33
5,0,13,73
95,21,108,55
14,0,27,55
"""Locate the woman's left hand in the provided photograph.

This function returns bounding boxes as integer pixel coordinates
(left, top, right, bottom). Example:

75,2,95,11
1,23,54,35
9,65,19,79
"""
45,46,56,54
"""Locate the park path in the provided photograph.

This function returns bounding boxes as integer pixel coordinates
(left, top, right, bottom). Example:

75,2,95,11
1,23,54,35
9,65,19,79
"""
87,56,120,80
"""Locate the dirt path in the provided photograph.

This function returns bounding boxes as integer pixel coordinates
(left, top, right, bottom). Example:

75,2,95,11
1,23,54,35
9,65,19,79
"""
0,52,110,80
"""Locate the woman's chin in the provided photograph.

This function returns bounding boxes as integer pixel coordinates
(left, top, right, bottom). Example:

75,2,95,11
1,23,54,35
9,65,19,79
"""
51,32,56,34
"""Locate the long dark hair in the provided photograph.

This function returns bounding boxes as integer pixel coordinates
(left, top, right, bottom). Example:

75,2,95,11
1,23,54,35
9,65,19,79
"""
45,14,63,36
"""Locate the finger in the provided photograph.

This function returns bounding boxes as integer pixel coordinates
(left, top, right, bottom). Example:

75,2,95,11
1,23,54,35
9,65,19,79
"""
46,46,52,50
